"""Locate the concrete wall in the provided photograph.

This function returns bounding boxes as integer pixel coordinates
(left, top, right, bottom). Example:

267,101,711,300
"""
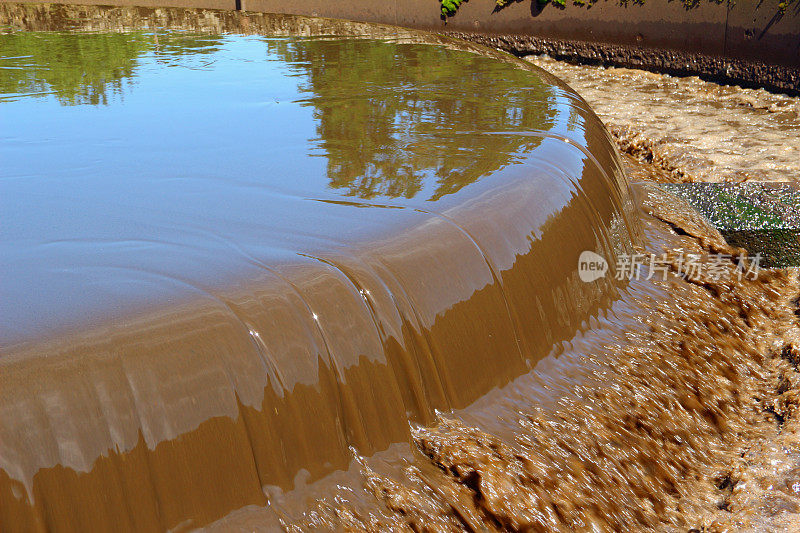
242,0,798,69
725,2,799,68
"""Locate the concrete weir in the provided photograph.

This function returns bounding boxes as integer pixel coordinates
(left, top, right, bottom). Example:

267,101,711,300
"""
0,6,643,530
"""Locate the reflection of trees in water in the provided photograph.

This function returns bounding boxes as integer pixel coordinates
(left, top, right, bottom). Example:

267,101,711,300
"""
2,24,558,201
268,39,558,200
1,32,150,105
0,31,222,105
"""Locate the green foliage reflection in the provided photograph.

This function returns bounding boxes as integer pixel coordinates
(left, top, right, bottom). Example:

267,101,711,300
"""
0,31,151,105
268,39,558,200
0,30,222,105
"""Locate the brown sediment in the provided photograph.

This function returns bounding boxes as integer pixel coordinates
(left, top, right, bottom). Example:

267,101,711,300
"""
699,327,800,531
612,126,695,183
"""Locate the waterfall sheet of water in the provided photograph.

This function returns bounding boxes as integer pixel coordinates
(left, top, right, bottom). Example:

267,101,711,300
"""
0,5,640,530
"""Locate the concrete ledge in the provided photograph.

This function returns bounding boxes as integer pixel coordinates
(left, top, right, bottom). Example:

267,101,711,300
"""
725,1,799,68
8,0,238,10
240,0,396,24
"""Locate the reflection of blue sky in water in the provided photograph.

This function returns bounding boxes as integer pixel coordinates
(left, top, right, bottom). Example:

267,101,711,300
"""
1,31,562,202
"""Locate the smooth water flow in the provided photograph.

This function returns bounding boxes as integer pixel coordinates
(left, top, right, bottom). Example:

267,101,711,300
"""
0,5,639,530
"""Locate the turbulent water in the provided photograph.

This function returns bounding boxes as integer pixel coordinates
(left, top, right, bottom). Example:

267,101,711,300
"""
527,56,800,184
2,4,800,533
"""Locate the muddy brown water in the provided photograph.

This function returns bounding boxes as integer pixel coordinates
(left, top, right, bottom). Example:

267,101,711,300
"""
0,5,641,531
526,56,800,185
